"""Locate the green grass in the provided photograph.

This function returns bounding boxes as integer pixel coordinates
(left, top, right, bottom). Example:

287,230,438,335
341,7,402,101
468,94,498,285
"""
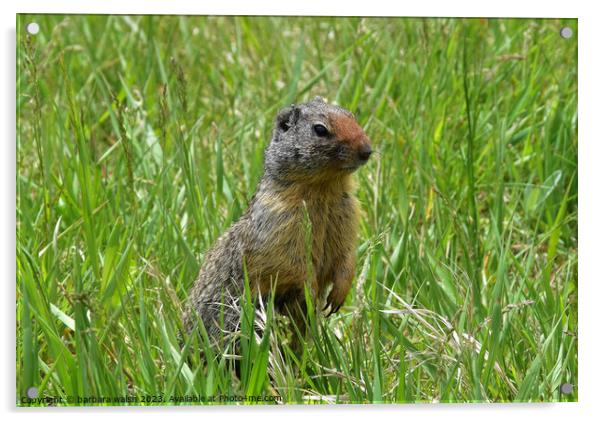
16,15,577,405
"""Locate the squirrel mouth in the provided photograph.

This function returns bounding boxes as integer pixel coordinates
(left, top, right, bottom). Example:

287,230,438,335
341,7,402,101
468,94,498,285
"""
338,150,371,172
340,163,363,171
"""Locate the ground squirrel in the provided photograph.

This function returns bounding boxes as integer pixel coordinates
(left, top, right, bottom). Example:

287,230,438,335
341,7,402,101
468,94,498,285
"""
183,96,372,347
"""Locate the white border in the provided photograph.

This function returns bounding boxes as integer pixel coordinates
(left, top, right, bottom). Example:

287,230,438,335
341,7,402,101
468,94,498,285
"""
3,1,600,420
7,0,583,18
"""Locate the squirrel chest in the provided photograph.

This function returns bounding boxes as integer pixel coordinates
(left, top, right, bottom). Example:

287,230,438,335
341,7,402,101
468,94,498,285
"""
244,178,360,298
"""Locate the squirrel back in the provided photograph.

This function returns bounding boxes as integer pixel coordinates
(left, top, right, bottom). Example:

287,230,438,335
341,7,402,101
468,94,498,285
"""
183,97,372,346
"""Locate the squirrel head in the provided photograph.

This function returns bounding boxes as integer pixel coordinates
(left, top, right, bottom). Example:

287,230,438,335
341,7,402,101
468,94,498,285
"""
264,97,372,183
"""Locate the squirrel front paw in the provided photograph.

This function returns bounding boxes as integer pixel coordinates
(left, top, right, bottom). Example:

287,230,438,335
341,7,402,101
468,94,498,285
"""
323,278,352,317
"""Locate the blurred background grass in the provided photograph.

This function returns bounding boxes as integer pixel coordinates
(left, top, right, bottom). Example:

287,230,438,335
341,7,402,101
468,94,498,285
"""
17,15,577,404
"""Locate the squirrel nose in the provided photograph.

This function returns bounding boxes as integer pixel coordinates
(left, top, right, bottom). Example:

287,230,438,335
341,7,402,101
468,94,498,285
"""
357,144,372,162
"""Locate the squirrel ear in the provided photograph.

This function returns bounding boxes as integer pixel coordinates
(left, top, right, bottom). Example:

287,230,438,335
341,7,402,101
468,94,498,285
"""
276,104,300,133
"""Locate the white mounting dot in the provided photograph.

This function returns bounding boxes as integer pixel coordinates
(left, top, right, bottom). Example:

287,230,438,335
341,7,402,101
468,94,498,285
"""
27,22,40,35
560,383,573,394
560,27,573,39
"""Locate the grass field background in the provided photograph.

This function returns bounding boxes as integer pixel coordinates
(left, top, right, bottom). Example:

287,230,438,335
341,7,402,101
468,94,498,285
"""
17,15,577,404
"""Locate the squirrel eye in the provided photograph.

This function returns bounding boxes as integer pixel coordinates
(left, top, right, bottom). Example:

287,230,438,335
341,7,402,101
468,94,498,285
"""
313,124,330,137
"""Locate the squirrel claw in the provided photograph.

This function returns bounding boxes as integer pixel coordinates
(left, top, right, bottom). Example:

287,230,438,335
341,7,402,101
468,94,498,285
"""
326,305,340,318
324,300,341,317
324,287,345,317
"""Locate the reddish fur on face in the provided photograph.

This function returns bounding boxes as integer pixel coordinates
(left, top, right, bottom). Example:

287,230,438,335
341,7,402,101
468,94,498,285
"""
329,112,371,148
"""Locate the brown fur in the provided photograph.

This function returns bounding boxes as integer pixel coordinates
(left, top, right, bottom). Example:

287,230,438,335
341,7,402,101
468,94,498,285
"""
249,175,360,302
330,113,369,148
